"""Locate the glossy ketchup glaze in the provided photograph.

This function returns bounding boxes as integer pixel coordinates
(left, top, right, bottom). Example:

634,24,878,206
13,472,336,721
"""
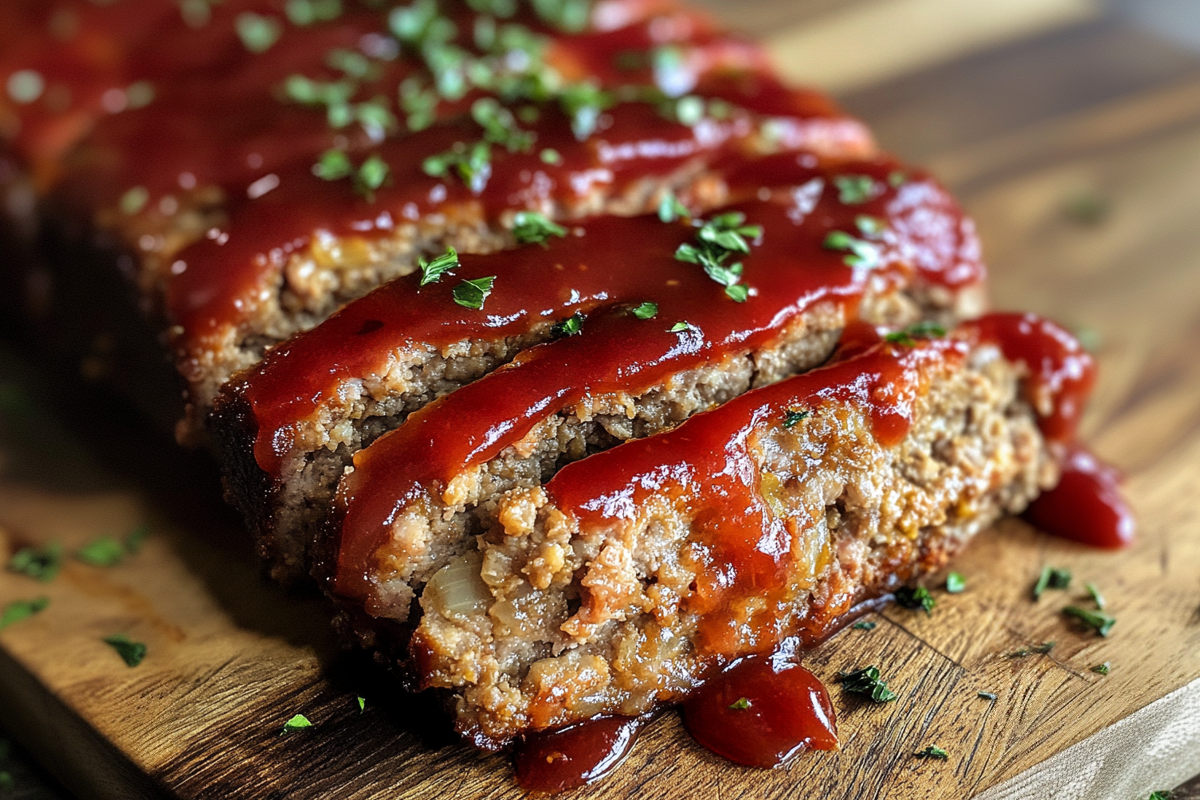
242,158,977,476
682,655,837,768
514,716,645,794
1023,446,1135,548
330,165,984,606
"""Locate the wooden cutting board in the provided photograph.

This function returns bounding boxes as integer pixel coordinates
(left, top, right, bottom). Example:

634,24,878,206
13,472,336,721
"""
4,3,1200,798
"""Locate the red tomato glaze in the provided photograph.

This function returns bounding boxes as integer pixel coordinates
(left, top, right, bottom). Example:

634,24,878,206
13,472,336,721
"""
514,716,644,794
1023,446,1134,548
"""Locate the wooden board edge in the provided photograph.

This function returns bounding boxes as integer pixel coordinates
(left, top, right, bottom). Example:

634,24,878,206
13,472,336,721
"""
976,677,1200,800
0,645,169,800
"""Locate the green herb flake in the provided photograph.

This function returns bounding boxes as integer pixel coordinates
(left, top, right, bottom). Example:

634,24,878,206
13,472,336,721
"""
855,215,887,239
453,276,496,310
313,149,353,181
124,524,151,554
1033,566,1072,600
235,12,283,53
1091,662,1111,676
125,80,155,109
540,148,562,165
945,572,966,594
914,745,948,760
281,714,313,734
657,192,689,223
884,321,947,347
1006,641,1055,659
852,621,877,631
0,597,49,630
357,696,366,713
669,321,691,333
724,284,750,303
422,141,492,193
355,154,390,198
1064,192,1110,226
552,312,584,337
838,666,897,703
834,174,879,205
119,186,150,216
978,691,997,701
7,544,63,583
76,536,125,567
631,302,658,320
895,585,935,615
0,771,12,792
285,0,343,26
418,247,460,286
512,211,567,245
728,697,752,710
1085,582,1106,610
1063,605,1116,637
103,634,147,667
888,171,907,188
1148,793,1172,800
822,229,882,270
6,69,45,104
782,409,809,429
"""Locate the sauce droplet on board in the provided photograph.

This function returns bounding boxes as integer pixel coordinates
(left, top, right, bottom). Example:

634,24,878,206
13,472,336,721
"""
1023,446,1135,548
682,655,838,768
514,716,643,794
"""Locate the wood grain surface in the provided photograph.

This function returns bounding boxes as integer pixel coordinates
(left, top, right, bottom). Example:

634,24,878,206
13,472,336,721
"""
3,2,1200,798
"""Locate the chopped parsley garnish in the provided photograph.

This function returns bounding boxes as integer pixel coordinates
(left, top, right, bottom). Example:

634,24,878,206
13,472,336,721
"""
531,0,590,34
1085,582,1106,610
552,312,585,337
512,211,567,245
119,186,150,216
631,302,658,320
356,696,367,713
77,536,125,567
540,148,562,165
657,192,689,223
888,171,907,188
669,95,705,126
852,621,877,631
782,409,809,429
1148,793,1172,800
0,597,49,630
285,0,343,26
675,211,760,301
313,149,353,181
471,97,534,152
728,697,752,710
422,141,492,193
7,544,63,583
281,714,313,734
833,174,880,205
558,81,614,140
945,572,966,594
103,634,147,667
1063,606,1116,637
914,745,948,760
418,247,460,285
235,12,283,53
6,69,45,104
884,321,947,347
669,321,691,333
1007,641,1055,658
453,276,496,310
855,215,887,238
895,585,936,615
1091,662,1111,676
838,666,897,703
355,154,390,198
823,229,882,270
978,692,997,701
1033,565,1072,600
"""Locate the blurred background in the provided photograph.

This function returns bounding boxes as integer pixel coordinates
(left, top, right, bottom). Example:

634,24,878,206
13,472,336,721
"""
4,0,1200,797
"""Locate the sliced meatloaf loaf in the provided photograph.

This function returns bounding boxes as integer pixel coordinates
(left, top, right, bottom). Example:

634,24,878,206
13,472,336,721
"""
213,155,986,583
398,313,1092,747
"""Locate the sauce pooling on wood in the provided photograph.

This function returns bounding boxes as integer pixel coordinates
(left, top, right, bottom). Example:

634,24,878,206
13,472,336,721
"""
514,716,644,794
1023,446,1134,548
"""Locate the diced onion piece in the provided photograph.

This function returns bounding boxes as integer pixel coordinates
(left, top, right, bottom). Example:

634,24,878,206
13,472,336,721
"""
424,551,490,620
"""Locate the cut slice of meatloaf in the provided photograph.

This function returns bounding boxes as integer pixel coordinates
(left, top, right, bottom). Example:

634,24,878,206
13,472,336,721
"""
402,313,1094,747
213,156,986,583
3,0,876,442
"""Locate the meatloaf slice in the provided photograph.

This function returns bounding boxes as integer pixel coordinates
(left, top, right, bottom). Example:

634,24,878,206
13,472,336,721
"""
405,314,1092,747
214,158,985,583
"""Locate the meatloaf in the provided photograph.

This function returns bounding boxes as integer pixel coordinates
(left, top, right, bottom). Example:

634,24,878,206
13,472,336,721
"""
1,0,1103,768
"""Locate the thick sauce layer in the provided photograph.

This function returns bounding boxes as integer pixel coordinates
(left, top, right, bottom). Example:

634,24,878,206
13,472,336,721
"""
514,715,644,793
242,158,978,475
1023,446,1134,548
330,163,984,604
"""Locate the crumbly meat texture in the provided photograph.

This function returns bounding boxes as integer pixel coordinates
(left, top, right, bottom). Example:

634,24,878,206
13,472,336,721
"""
405,342,1055,747
217,280,975,586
